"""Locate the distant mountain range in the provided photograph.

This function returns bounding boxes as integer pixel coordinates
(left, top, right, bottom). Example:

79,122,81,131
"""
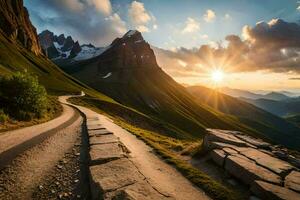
38,30,106,61
220,87,295,101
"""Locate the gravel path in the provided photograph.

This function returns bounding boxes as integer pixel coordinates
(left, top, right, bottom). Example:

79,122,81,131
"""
0,105,79,169
0,113,87,200
63,96,211,200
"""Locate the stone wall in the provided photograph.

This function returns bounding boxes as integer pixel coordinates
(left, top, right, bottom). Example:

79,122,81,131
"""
204,129,300,200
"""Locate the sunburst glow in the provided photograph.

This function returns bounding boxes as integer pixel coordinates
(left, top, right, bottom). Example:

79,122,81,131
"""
211,70,224,83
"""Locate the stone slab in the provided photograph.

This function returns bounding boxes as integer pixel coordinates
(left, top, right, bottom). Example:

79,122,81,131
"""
225,155,281,185
104,181,173,200
89,143,124,165
210,149,226,167
204,129,249,150
88,124,106,130
223,147,238,155
89,134,119,145
238,148,293,175
251,180,300,200
88,129,113,137
89,158,144,199
234,134,270,149
285,171,300,193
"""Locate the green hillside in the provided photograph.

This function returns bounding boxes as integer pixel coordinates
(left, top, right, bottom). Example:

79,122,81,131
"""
0,31,113,103
187,85,300,149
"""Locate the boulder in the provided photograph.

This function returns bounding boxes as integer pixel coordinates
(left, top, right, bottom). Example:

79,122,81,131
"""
210,149,226,167
89,134,119,145
225,155,281,185
238,148,293,175
285,171,300,193
234,134,270,149
204,129,249,150
251,180,300,200
89,143,124,165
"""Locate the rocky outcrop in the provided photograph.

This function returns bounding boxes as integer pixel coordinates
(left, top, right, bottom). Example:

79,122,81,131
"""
39,30,82,59
0,0,42,55
96,30,160,83
203,129,300,199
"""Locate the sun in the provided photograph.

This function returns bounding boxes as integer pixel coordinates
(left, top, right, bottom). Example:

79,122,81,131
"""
211,69,224,83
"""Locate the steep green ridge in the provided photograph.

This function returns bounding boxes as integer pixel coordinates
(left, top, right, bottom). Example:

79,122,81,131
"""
187,85,300,149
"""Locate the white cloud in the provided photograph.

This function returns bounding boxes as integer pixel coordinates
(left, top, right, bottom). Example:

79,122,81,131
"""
60,0,84,12
201,34,209,39
204,9,216,22
128,1,157,32
182,17,200,34
105,13,127,34
297,5,300,11
136,25,149,32
224,13,231,20
87,0,112,16
129,1,151,25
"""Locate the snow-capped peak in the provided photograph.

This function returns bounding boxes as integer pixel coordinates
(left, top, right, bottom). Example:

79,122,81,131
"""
124,30,138,37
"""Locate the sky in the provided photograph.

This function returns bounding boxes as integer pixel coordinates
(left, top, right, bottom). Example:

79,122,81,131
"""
24,0,300,92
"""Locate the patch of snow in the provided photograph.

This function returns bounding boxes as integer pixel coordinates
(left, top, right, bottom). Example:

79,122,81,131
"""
134,40,144,43
53,42,63,49
74,46,108,61
125,30,137,37
102,72,112,79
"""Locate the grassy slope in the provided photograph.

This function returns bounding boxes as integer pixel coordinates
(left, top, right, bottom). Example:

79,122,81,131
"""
187,86,300,149
69,96,242,200
0,31,114,103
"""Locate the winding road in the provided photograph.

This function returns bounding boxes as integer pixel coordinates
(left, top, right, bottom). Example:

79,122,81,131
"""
0,95,210,200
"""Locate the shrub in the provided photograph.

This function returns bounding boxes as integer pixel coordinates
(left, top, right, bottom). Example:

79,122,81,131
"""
0,72,48,120
0,109,9,123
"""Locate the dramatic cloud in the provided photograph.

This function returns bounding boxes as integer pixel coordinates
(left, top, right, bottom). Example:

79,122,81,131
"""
128,1,155,32
154,19,300,78
203,9,216,22
182,17,200,34
27,0,126,46
87,0,112,16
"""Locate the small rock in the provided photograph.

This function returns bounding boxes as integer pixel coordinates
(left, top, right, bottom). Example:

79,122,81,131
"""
58,194,63,199
51,189,56,194
55,181,60,186
76,195,81,198
38,185,43,190
75,152,80,156
57,165,63,169
76,169,80,173
74,179,79,183
64,192,69,197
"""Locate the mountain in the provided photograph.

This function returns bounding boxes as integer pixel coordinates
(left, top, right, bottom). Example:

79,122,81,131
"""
263,92,290,101
54,30,300,149
39,30,106,61
241,97,300,117
0,0,110,98
0,0,42,55
187,85,300,149
221,87,291,101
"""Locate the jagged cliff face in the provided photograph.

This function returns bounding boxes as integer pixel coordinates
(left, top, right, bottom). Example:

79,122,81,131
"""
0,0,42,55
98,30,158,72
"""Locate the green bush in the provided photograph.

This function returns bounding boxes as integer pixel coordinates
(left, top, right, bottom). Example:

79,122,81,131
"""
0,72,48,120
0,109,9,123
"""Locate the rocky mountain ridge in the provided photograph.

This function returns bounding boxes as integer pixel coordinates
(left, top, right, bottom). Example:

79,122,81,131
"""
38,30,106,61
0,0,42,55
